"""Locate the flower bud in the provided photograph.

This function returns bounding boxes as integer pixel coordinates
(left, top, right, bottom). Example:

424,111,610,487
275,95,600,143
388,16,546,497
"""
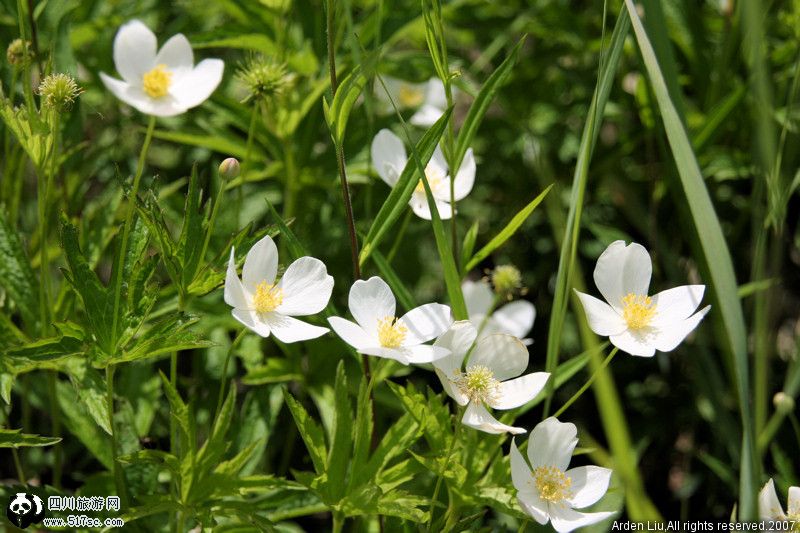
491,264,523,297
6,38,32,67
773,392,795,415
219,157,241,179
38,73,82,112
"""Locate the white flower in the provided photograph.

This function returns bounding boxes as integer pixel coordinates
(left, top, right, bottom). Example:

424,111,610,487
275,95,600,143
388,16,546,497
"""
328,276,453,365
433,321,549,434
100,20,224,117
370,128,475,220
574,240,710,357
224,235,333,342
462,279,536,344
375,76,448,127
510,417,615,532
759,478,799,521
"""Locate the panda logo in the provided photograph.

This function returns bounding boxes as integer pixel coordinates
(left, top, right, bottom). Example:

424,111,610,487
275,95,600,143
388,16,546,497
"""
6,491,45,529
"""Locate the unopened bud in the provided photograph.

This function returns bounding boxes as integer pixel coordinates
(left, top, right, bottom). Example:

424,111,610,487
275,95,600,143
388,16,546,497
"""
491,264,523,297
773,392,795,414
219,157,241,179
38,73,82,112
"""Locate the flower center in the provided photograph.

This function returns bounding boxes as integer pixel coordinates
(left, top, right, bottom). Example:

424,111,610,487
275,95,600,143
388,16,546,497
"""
414,165,445,194
142,64,172,98
377,316,407,348
532,466,572,503
398,84,424,107
621,293,655,330
253,281,283,314
788,511,800,531
456,365,501,403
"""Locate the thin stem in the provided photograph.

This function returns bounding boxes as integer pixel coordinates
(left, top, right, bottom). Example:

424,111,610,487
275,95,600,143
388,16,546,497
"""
198,166,229,271
428,405,464,531
332,512,344,533
12,449,27,484
553,347,619,418
326,0,338,92
111,116,156,351
238,106,260,228
106,364,128,507
214,329,247,421
386,209,412,263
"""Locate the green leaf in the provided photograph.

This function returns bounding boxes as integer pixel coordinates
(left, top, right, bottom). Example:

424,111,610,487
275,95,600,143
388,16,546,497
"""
283,388,328,475
111,314,213,366
325,362,352,500
460,221,479,276
150,129,253,160
0,97,51,167
327,68,367,144
464,184,552,272
0,429,61,448
0,211,39,327
56,380,112,468
158,372,192,458
453,37,524,170
624,0,757,518
66,359,113,434
359,108,452,265
178,164,206,287
242,359,302,385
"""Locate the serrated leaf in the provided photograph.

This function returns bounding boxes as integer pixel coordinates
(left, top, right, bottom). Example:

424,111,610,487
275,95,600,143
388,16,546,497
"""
283,388,327,475
325,362,351,500
0,428,61,448
66,359,112,434
0,211,39,327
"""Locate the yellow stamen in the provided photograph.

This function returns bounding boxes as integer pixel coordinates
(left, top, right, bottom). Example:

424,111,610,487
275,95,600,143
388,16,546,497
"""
398,84,424,107
533,466,572,503
377,316,407,348
456,365,501,403
142,64,172,98
414,166,445,194
253,281,283,314
621,293,655,329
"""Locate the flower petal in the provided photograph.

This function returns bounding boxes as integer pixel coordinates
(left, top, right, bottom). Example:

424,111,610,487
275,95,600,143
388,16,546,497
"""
113,20,157,85
608,329,657,357
652,306,710,352
327,317,375,350
242,235,279,294
276,256,333,316
787,486,799,517
489,372,550,410
359,345,410,365
566,466,612,509
518,492,550,525
435,367,468,405
429,145,448,175
409,192,453,220
424,77,448,109
528,417,577,471
348,276,396,334
400,303,453,345
468,334,528,382
263,314,329,343
453,148,476,201
100,73,187,116
171,58,224,109
154,33,193,77
462,279,494,317
403,344,450,364
224,247,248,309
232,308,271,337
651,285,705,326
492,300,536,339
462,401,525,434
410,103,444,127
758,479,785,519
549,506,615,533
574,290,627,336
510,438,533,490
593,240,652,312
371,129,407,186
433,320,478,375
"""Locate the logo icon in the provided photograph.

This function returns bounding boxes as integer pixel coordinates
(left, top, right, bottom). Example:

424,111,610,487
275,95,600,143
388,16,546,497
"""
6,490,45,529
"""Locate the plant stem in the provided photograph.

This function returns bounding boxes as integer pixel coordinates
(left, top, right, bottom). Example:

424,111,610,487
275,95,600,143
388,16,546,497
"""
198,165,229,272
111,115,156,351
238,106,260,228
386,209,412,264
428,405,464,531
214,329,247,422
553,347,619,418
106,364,128,507
48,372,62,487
12,449,27,484
332,512,344,533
